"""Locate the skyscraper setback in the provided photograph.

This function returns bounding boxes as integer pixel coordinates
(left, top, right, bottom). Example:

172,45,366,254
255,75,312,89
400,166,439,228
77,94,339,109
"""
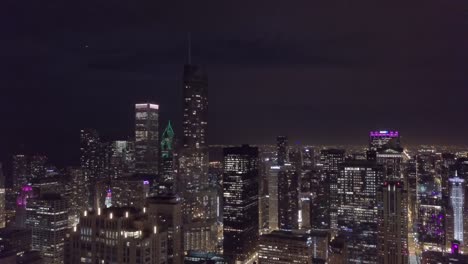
135,103,160,175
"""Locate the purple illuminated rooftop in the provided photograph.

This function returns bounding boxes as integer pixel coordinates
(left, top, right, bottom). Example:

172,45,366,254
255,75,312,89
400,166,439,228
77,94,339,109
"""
369,130,399,137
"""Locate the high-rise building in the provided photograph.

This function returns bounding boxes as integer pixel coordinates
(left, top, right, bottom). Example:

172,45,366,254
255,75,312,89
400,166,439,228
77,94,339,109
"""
449,172,465,246
277,164,299,230
337,160,383,263
66,207,167,264
80,128,105,209
111,177,151,208
258,230,328,263
147,195,183,264
222,145,259,263
320,149,345,231
67,167,87,226
110,140,135,179
0,163,5,228
378,180,409,264
416,152,445,252
13,154,29,190
276,136,288,166
369,130,400,151
135,103,160,175
25,193,68,264
30,155,47,180
160,121,176,194
179,64,217,253
15,185,38,228
309,168,329,230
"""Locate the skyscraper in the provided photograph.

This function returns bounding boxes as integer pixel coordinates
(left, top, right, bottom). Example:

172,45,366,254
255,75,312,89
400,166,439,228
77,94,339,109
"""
179,63,217,253
30,155,47,180
337,160,383,263
25,193,68,264
277,164,299,230
80,128,104,209
449,172,465,245
13,154,29,190
369,130,400,151
109,140,135,179
135,103,160,175
276,136,288,166
66,207,167,264
222,145,259,263
160,121,176,194
147,195,183,264
378,181,409,264
320,149,345,231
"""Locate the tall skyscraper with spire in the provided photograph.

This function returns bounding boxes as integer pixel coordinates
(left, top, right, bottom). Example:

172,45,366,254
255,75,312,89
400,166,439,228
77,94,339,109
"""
178,40,217,253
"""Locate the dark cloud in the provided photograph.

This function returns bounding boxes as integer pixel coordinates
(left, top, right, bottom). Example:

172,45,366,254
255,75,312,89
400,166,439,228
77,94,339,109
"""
1,0,468,166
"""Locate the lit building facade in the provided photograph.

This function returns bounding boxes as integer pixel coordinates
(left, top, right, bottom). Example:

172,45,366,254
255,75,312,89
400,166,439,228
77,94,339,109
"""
66,207,167,264
13,154,29,190
110,140,135,179
80,128,105,209
369,130,400,151
337,160,383,264
135,103,160,175
25,193,68,264
179,64,217,253
277,164,299,230
276,136,288,166
147,195,183,264
258,230,327,263
320,149,345,231
378,180,409,264
222,145,259,263
449,172,465,246
30,155,47,180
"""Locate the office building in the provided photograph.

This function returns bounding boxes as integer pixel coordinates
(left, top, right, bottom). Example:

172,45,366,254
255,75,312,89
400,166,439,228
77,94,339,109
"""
222,145,259,263
111,176,151,208
449,172,465,245
30,155,47,179
160,121,176,194
147,195,183,264
135,103,160,175
320,149,345,231
277,164,299,230
66,207,167,264
110,140,135,179
15,185,38,227
179,64,217,253
378,180,409,264
276,136,288,166
258,230,327,264
337,160,383,263
67,167,88,226
25,193,68,264
80,128,105,209
369,130,400,151
13,154,29,190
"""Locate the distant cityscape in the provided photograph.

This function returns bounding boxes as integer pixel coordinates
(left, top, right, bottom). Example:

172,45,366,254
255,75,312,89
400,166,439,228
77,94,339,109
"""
1,61,468,264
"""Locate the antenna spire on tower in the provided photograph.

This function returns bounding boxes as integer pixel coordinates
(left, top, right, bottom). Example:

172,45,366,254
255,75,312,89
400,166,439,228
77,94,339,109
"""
187,33,192,64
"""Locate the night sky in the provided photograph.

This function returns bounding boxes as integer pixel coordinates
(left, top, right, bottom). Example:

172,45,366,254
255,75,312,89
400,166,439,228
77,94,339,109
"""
2,0,468,166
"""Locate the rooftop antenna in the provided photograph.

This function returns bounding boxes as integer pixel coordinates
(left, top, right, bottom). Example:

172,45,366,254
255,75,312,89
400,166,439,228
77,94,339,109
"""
187,33,192,64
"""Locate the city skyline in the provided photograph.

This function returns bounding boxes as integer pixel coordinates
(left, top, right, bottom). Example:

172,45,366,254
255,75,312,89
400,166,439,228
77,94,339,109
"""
2,0,468,166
